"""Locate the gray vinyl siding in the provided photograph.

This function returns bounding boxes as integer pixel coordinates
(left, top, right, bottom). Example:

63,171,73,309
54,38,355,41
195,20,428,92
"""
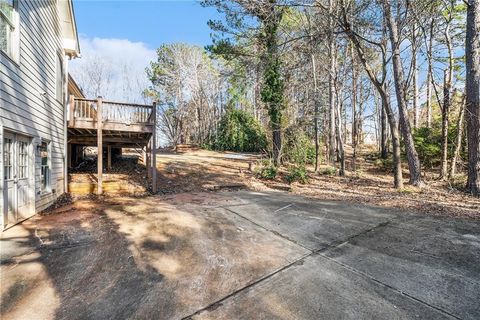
0,0,66,213
0,123,3,223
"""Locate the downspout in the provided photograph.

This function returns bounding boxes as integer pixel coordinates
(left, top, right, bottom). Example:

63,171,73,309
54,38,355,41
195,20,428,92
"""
63,54,70,194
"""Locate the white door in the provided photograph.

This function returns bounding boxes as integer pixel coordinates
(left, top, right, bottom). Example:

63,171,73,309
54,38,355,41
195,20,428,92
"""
3,131,33,226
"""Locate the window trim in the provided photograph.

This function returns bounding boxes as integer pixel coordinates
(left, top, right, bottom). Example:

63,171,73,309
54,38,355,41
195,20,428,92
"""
0,0,20,63
0,6,14,28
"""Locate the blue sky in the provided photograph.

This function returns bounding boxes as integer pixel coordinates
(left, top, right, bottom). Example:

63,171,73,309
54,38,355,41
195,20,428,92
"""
73,0,219,49
70,1,221,102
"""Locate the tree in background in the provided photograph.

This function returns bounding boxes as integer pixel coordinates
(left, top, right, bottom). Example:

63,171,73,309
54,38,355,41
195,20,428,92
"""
382,0,424,186
202,0,286,165
140,0,477,195
336,0,404,188
146,43,224,146
72,55,113,99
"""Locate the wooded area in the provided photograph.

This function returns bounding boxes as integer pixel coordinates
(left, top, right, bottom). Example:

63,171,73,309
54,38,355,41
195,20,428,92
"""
143,0,479,195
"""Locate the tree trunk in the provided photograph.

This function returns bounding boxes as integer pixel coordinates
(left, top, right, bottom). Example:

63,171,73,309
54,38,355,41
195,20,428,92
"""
381,97,388,159
328,0,337,167
336,100,346,176
272,126,282,166
261,7,284,167
465,0,480,195
358,82,364,145
440,18,454,180
450,96,466,178
383,0,424,186
412,22,419,129
440,70,451,179
311,52,320,172
381,90,403,189
426,18,435,128
351,45,358,171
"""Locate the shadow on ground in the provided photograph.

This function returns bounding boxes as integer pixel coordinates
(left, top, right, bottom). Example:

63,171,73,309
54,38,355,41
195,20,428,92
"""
0,193,307,319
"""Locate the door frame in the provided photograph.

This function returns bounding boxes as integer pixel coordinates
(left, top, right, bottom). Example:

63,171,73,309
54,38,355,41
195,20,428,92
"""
2,128,35,229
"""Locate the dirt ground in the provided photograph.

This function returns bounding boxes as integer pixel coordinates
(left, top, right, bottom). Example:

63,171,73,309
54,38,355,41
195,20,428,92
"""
155,149,480,219
68,155,149,195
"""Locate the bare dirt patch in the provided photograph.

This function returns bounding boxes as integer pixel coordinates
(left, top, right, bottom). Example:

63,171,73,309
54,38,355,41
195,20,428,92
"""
155,149,262,194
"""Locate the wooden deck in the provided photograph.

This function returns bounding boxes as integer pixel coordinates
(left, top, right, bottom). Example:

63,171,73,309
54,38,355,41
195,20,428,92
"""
67,96,158,194
68,97,155,145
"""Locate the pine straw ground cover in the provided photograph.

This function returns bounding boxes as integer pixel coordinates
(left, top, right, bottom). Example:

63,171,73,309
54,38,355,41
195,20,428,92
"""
256,153,480,220
156,148,479,220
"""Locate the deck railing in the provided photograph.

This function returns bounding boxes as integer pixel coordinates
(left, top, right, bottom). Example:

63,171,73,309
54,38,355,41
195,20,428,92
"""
102,101,153,124
69,96,154,126
73,98,97,120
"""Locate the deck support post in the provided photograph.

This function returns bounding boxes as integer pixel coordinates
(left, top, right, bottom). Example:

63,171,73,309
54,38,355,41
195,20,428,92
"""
151,101,157,193
146,141,151,179
67,143,72,169
97,96,103,195
107,145,112,171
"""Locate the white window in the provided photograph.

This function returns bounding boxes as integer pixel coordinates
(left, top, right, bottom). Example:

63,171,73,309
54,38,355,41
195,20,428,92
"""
0,0,19,61
39,141,50,192
17,140,28,179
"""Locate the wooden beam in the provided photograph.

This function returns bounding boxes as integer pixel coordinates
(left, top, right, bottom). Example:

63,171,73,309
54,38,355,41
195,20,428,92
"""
151,101,157,193
97,96,103,195
107,145,112,171
69,135,150,144
69,119,154,133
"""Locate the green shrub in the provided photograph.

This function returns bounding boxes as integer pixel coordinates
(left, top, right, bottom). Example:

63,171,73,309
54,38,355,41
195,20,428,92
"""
200,143,214,150
285,166,309,184
254,160,278,180
374,158,394,171
321,166,336,176
214,109,267,152
413,122,465,170
413,127,442,169
283,126,316,165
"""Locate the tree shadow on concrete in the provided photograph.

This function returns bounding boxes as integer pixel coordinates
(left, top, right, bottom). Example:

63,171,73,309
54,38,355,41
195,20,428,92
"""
0,204,175,320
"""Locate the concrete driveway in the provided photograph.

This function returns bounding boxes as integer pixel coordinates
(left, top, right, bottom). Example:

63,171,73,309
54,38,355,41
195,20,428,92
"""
1,191,479,320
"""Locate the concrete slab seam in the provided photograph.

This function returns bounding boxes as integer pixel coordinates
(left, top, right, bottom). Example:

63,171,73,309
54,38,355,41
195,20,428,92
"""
180,251,313,320
215,208,461,319
222,206,314,252
317,253,462,320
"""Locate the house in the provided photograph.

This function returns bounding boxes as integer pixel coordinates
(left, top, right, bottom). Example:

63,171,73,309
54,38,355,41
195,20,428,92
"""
0,0,80,229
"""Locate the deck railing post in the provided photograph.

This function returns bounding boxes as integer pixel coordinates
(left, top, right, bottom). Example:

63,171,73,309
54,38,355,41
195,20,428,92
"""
97,96,103,195
69,94,75,126
151,101,157,193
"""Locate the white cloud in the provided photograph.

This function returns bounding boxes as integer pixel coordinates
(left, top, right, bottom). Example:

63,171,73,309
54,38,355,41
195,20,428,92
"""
69,35,157,103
